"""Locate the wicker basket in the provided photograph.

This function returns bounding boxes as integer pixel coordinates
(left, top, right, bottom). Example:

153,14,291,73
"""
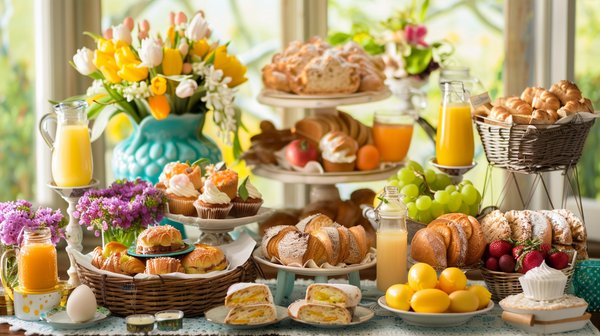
75,259,261,317
481,265,576,301
473,115,595,173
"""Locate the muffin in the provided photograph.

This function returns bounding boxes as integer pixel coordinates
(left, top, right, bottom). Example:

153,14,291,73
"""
210,169,239,200
194,179,233,219
231,178,264,217
319,132,358,172
166,174,200,216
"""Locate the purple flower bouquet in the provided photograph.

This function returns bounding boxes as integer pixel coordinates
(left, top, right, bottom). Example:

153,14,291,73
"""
74,178,167,247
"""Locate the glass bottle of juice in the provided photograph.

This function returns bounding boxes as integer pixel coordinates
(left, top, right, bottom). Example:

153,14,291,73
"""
375,186,408,292
436,82,474,167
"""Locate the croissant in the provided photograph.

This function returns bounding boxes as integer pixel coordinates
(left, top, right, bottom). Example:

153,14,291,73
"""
490,106,513,123
495,96,533,115
530,109,557,124
557,98,594,118
521,87,543,105
91,247,105,269
549,80,582,105
144,257,185,275
91,242,128,269
532,89,561,111
101,252,145,275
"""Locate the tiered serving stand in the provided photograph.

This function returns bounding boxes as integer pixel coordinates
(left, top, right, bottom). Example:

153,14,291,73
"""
253,89,395,304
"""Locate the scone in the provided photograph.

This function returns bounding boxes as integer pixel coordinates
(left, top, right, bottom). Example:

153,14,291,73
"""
481,210,512,243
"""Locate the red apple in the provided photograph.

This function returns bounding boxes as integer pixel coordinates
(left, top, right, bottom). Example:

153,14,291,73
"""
285,140,318,168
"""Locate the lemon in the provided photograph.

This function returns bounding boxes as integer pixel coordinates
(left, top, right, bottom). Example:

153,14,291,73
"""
410,289,450,313
374,189,384,208
467,285,492,310
449,290,479,313
385,284,414,311
408,263,437,292
439,267,467,294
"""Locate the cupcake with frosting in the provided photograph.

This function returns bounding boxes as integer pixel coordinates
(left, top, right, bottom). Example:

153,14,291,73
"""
319,132,358,172
231,177,264,217
210,169,239,200
194,179,233,219
519,261,568,301
159,161,205,191
166,174,200,216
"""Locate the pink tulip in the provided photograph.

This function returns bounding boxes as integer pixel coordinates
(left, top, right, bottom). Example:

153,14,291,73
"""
139,19,150,32
103,28,113,40
156,38,164,47
123,17,134,31
206,28,211,38
405,24,428,47
139,31,149,40
182,63,192,74
167,12,175,26
175,12,188,25
196,10,205,18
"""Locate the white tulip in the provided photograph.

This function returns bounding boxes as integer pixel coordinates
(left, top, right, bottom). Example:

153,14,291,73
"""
112,23,132,45
185,13,209,41
73,47,96,75
178,39,189,57
176,79,198,98
138,38,163,68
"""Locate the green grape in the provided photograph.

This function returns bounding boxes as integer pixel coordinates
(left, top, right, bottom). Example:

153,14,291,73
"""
461,185,478,205
401,184,419,198
398,168,416,183
448,192,462,212
430,201,444,218
461,180,473,186
404,196,416,204
388,174,399,182
406,160,424,173
436,174,452,190
396,180,408,190
434,190,450,204
416,195,432,211
469,203,479,217
475,190,482,205
386,179,399,187
445,185,457,193
418,209,433,224
424,169,437,184
406,202,418,218
458,203,469,215
428,181,439,191
413,177,424,188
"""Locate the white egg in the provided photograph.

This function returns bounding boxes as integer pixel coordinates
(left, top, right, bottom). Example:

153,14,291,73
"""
66,285,97,322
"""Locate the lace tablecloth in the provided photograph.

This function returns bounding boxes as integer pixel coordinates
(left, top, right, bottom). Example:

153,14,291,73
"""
1,279,599,336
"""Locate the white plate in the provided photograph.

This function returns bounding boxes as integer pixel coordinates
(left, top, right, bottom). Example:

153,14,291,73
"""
378,296,494,327
287,299,374,329
164,207,276,232
40,306,111,330
205,305,288,330
252,248,376,276
257,88,392,109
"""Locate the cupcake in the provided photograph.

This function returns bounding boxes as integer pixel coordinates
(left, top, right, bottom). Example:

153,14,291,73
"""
319,132,358,172
231,178,264,217
187,165,204,190
166,174,200,216
194,179,233,219
210,169,239,200
519,261,568,301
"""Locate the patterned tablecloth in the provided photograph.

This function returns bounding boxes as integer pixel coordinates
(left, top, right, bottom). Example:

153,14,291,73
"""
0,279,598,336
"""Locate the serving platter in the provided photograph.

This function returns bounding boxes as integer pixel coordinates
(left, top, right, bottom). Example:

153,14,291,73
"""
257,88,392,109
127,242,195,258
378,296,494,327
252,248,376,277
205,305,288,330
287,299,374,329
164,207,275,231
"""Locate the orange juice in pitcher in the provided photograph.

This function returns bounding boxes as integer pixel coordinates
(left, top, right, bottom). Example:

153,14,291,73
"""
436,82,474,167
373,111,415,162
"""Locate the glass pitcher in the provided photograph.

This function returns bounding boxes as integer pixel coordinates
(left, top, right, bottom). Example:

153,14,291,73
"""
436,82,474,167
1,228,59,299
39,101,93,187
439,66,485,96
375,186,408,292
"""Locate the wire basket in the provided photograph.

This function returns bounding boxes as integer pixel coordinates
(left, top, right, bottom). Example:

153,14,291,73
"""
75,259,261,317
473,115,595,173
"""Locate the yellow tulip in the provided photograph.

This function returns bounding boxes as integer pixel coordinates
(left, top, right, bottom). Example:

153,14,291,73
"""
85,94,107,106
167,26,176,47
190,39,210,58
114,47,138,67
162,48,183,76
114,47,148,82
97,38,115,54
150,76,167,95
206,45,247,87
148,95,170,120
93,50,122,83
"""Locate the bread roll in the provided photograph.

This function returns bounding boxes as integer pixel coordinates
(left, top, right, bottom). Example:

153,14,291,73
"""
225,283,274,308
521,87,543,105
335,200,360,228
428,219,467,267
410,228,447,268
180,244,228,274
100,252,145,275
526,210,553,244
495,96,533,115
136,225,184,254
350,188,376,206
438,213,486,265
557,98,594,118
144,257,184,275
530,109,557,124
532,89,560,111
91,242,129,270
300,201,338,222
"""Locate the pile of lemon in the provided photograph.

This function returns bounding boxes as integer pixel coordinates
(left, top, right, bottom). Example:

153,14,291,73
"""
386,263,492,313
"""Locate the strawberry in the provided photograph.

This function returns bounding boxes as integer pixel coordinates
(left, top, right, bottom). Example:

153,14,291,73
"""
485,257,500,271
539,243,552,259
489,240,512,258
547,249,569,270
499,254,516,273
512,245,524,259
517,250,544,273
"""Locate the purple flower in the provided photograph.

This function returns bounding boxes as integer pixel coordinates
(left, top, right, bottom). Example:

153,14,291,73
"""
0,201,66,246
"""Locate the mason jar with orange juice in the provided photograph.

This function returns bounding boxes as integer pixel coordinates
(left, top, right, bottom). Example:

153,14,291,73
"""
373,111,415,162
436,82,474,167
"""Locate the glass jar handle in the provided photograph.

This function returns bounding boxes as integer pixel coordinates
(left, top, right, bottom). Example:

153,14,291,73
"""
39,112,58,149
0,248,17,301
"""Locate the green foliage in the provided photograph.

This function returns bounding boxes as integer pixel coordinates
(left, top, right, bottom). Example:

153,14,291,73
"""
405,47,432,75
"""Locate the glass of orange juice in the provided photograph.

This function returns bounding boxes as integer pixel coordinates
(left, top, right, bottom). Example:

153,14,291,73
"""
373,110,415,162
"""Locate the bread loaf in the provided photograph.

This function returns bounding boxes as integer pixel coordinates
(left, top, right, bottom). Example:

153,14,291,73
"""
481,210,512,243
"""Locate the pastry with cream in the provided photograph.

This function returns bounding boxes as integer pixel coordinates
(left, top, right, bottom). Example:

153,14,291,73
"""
231,177,264,217
319,132,358,172
166,174,200,216
194,179,233,219
225,283,274,308
519,261,568,301
136,225,185,254
180,244,228,274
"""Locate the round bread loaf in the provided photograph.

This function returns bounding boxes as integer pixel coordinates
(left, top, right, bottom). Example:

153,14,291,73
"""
410,228,447,268
428,219,467,267
539,210,573,245
505,210,532,242
526,210,553,244
553,209,587,242
438,213,486,265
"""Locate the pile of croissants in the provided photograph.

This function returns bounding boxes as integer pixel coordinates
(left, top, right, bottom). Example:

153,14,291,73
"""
476,80,595,124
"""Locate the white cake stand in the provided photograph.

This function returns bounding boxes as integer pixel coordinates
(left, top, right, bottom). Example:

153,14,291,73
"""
164,207,276,246
257,88,392,112
47,179,100,287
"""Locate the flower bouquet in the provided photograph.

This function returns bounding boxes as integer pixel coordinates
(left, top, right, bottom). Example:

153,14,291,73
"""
59,10,248,154
74,179,167,247
0,200,67,289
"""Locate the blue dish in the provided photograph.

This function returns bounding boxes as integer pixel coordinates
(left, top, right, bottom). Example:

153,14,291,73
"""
127,243,195,258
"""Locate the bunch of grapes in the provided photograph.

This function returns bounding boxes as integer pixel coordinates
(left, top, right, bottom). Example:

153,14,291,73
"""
386,160,482,224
